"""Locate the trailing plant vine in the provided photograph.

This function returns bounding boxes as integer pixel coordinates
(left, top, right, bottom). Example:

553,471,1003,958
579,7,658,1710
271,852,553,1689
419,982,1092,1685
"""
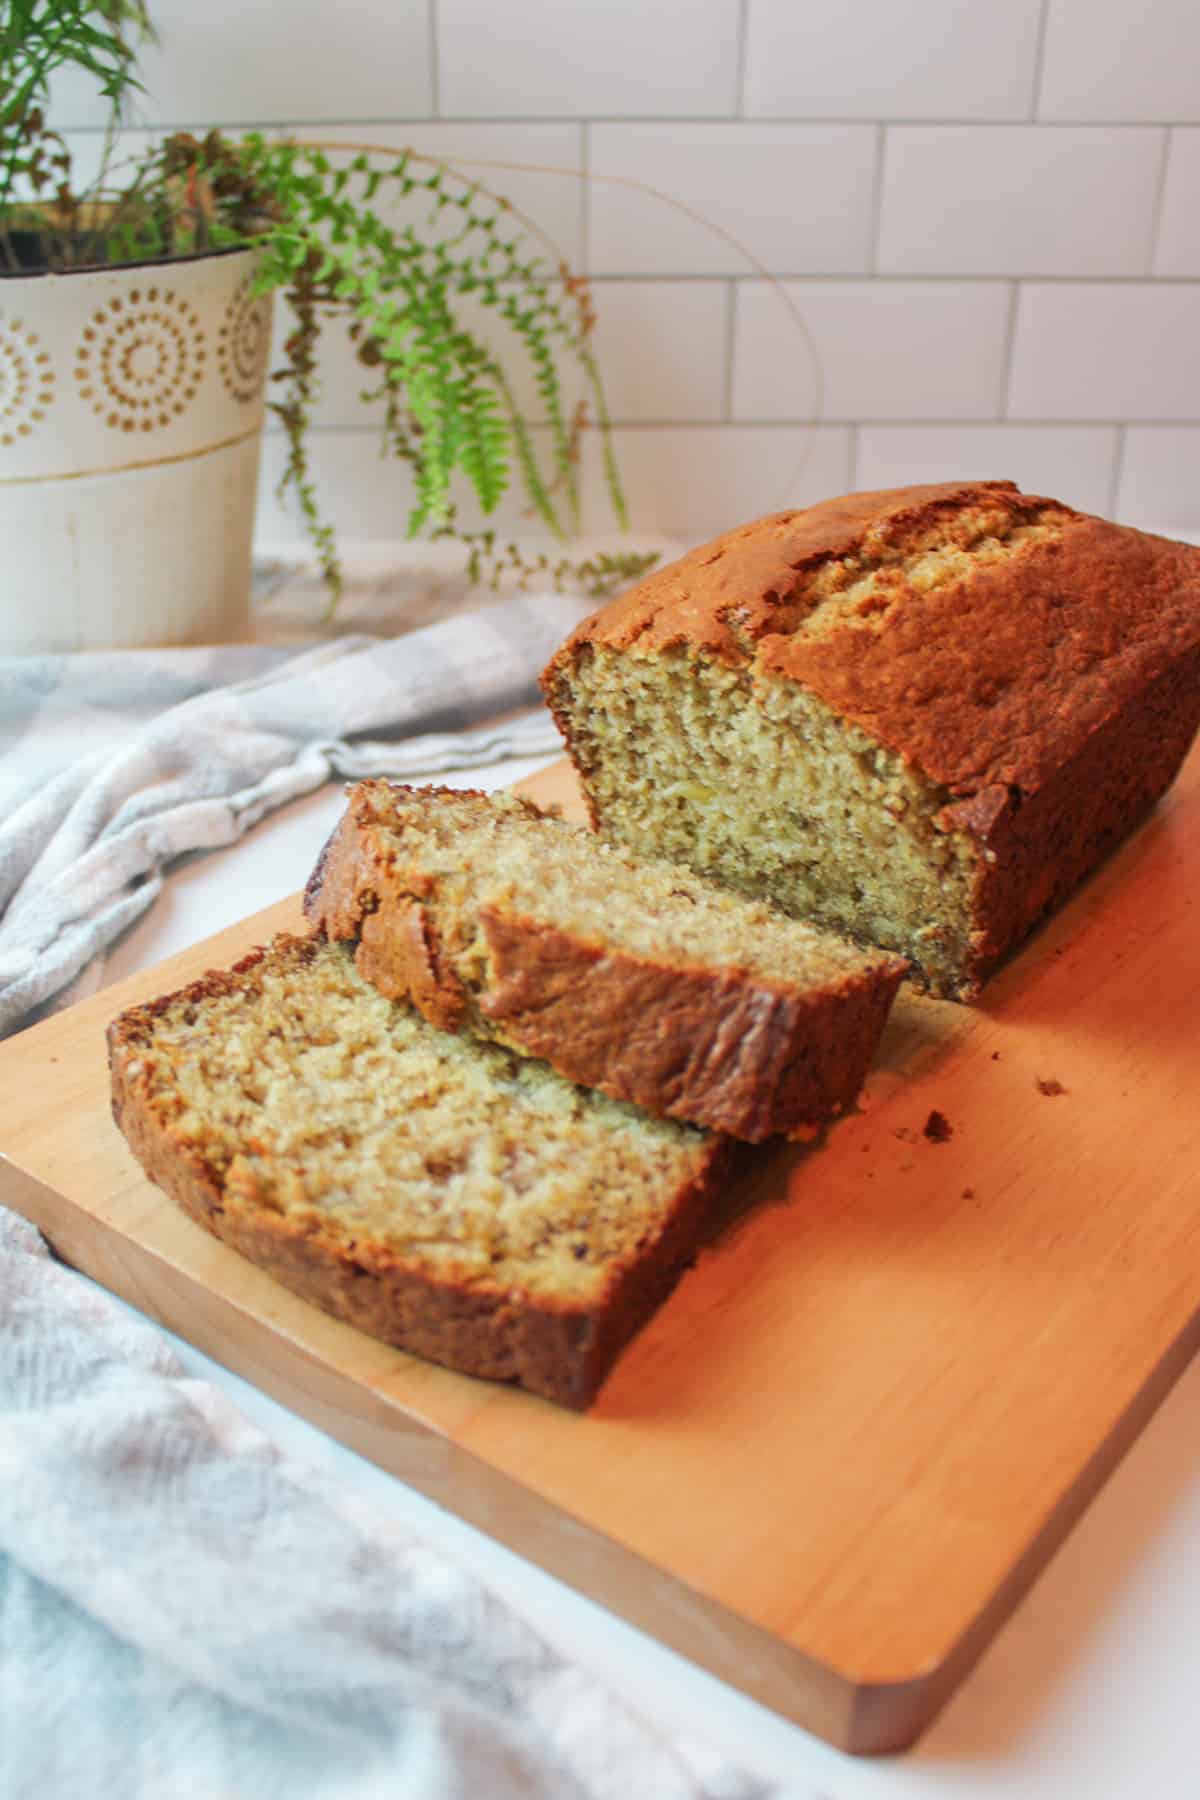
0,0,153,267
0,2,658,609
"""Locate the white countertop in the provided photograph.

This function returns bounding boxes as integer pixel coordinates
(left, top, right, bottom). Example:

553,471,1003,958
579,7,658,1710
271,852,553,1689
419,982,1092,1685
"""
92,747,1200,1800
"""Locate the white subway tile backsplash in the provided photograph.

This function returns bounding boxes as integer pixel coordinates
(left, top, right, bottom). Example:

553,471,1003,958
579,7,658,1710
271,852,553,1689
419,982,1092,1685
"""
128,0,432,126
257,422,582,547
437,0,740,119
1038,0,1200,122
56,131,161,197
1008,285,1200,420
1115,428,1200,525
855,425,1119,515
877,127,1163,276
47,67,132,133
257,432,416,547
259,420,831,551
588,124,877,277
744,0,1043,120
276,276,727,436
269,304,604,515
1154,131,1200,276
580,426,852,538
588,283,727,422
39,0,1200,540
733,281,1010,422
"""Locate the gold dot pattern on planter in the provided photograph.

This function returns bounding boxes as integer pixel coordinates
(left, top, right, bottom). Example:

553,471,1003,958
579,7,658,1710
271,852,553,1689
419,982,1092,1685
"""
76,287,206,433
0,312,56,448
217,276,271,403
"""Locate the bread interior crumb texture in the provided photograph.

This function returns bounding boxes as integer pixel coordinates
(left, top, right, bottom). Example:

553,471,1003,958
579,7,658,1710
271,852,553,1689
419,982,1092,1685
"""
360,785,882,988
135,939,712,1300
559,501,1071,990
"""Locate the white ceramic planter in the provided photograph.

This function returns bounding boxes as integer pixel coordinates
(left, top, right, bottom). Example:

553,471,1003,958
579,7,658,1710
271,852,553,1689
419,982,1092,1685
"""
0,246,272,652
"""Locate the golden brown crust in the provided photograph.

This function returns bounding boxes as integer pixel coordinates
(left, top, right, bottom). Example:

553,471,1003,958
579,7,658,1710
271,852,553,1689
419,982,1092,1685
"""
541,484,1200,997
544,481,1029,690
764,514,1200,801
543,483,1200,806
107,939,731,1410
550,482,1017,672
475,906,903,1140
950,644,1200,992
304,784,906,1141
308,802,467,1031
356,900,465,1033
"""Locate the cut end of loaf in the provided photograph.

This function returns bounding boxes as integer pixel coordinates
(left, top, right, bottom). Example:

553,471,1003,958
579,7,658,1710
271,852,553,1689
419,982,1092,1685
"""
305,781,907,1137
543,483,1200,999
546,645,981,997
108,934,728,1408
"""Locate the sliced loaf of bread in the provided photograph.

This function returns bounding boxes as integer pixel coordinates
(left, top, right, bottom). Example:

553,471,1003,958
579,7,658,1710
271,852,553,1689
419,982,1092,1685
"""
303,782,907,1142
108,934,729,1409
542,482,1200,998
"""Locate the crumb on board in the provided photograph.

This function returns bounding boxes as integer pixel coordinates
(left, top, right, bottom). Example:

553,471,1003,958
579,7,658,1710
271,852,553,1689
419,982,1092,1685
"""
1036,1077,1067,1097
991,1051,1001,1061
961,1187,976,1200
923,1109,954,1143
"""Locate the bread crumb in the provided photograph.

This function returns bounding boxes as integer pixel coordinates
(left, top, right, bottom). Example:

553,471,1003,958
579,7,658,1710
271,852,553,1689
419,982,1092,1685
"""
961,1187,976,1200
923,1109,953,1143
1036,1077,1067,1097
789,1121,822,1144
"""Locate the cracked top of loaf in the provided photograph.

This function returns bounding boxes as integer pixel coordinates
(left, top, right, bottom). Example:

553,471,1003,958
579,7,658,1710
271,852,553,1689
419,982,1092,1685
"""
546,481,1200,803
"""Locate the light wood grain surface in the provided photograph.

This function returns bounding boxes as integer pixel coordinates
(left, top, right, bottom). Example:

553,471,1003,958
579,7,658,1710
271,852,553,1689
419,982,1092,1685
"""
2,750,1199,1754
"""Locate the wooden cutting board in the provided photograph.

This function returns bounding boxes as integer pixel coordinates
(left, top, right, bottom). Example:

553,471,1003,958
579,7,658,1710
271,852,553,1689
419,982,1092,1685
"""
3,752,1200,1755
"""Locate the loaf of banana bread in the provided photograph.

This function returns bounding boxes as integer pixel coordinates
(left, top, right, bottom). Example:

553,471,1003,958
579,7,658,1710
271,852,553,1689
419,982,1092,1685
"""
108,934,729,1408
303,782,906,1141
542,481,1200,998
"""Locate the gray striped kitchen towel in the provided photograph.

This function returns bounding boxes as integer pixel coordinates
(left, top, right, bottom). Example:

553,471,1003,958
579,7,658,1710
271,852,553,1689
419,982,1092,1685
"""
0,591,586,1038
0,1203,777,1800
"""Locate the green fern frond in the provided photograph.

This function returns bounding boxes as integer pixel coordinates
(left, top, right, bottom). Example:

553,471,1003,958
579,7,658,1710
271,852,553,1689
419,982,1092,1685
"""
159,134,649,602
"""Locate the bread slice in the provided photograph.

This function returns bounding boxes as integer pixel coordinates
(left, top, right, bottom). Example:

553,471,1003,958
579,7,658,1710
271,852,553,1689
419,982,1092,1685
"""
541,481,1200,999
107,935,729,1409
303,782,907,1142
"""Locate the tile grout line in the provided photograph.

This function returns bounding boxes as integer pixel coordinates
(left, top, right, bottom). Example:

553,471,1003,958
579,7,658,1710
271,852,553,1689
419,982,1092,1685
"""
1029,0,1053,120
58,111,1200,131
62,114,1200,131
587,272,1200,288
722,281,738,422
427,0,441,118
1108,425,1129,517
1145,127,1174,274
734,0,751,117
998,280,1020,419
279,417,1200,436
867,124,887,274
580,121,593,275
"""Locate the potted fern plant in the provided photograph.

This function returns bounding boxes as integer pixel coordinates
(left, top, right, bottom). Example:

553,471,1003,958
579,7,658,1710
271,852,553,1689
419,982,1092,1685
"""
0,0,649,652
